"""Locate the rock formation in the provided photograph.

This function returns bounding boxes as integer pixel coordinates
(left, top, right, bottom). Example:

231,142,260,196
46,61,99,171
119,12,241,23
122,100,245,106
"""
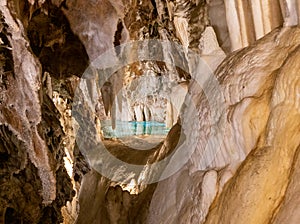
148,26,300,224
0,0,299,223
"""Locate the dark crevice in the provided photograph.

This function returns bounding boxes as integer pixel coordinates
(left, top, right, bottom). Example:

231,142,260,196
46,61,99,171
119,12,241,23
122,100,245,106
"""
24,3,89,79
142,109,146,122
5,207,21,224
0,15,14,75
59,0,69,10
113,19,124,55
150,0,158,18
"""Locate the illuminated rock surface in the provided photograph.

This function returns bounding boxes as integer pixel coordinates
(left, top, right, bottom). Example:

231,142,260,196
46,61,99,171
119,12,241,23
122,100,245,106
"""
0,0,299,223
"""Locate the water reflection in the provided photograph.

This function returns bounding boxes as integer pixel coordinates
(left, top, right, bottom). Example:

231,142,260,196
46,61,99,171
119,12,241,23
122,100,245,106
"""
100,120,170,138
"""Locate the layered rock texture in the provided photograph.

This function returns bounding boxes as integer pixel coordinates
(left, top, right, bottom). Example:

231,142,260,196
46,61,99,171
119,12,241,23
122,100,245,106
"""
148,26,300,224
0,0,299,224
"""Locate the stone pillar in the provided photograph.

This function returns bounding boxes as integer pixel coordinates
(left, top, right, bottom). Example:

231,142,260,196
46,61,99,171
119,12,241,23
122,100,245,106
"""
224,0,243,51
250,0,265,39
134,105,144,122
144,106,151,121
225,0,283,51
260,0,272,33
236,0,253,47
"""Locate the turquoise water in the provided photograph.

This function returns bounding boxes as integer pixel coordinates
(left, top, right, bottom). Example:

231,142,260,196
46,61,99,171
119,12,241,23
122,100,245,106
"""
100,120,170,138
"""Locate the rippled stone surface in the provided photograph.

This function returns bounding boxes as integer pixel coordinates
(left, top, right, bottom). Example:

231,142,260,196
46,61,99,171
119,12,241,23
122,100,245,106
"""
1,0,300,223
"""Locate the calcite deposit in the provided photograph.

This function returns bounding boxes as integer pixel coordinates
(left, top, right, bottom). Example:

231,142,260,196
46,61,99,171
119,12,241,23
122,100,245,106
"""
0,0,299,223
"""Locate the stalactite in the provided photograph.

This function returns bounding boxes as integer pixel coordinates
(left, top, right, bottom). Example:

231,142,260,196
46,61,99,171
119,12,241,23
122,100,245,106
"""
101,81,113,116
225,0,284,51
251,0,265,39
224,0,242,51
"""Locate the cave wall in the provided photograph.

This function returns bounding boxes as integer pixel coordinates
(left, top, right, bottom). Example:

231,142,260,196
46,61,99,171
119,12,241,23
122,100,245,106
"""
148,25,300,224
204,27,300,224
1,0,300,223
0,1,74,222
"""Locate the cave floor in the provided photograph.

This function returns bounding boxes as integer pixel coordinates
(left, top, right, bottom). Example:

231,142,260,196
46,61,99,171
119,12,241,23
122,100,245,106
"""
103,135,165,165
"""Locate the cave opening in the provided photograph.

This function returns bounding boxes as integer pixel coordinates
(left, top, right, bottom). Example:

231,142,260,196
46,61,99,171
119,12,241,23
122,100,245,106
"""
95,60,188,144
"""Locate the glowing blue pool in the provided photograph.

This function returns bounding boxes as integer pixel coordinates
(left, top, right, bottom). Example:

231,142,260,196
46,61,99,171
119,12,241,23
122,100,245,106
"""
100,120,170,138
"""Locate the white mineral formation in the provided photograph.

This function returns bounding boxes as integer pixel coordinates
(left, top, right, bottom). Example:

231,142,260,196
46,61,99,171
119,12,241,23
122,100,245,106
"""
148,26,300,224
